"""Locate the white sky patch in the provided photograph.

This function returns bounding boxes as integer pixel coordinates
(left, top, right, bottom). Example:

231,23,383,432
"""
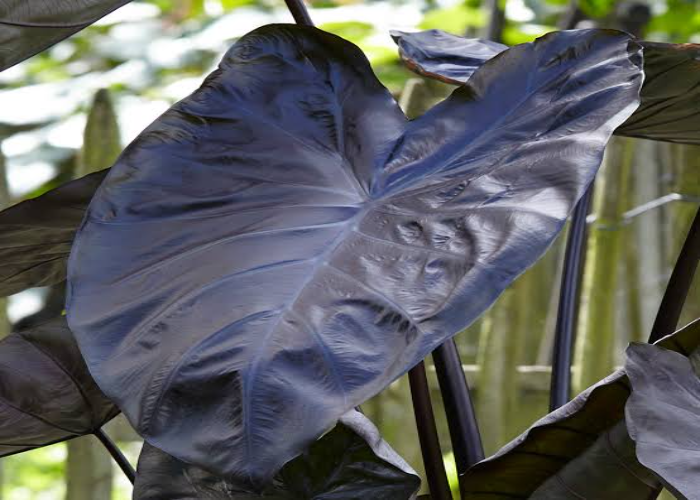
8,289,44,323
95,2,160,25
506,0,535,22
2,132,44,157
47,114,87,150
6,161,57,197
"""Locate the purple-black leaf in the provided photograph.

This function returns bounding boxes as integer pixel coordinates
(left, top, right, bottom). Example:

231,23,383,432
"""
0,0,134,72
0,316,118,457
0,170,107,297
65,24,642,483
393,30,700,145
625,342,700,499
133,410,420,499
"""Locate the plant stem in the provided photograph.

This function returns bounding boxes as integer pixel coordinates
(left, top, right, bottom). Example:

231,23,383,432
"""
408,363,452,500
93,428,135,484
649,208,700,342
284,0,314,27
549,184,593,410
433,340,484,476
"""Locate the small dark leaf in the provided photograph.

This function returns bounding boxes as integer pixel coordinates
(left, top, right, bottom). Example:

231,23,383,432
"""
460,319,700,498
66,25,642,482
393,30,700,144
0,170,107,297
0,316,118,457
0,0,133,72
625,342,700,499
391,30,506,85
616,42,700,144
133,410,420,499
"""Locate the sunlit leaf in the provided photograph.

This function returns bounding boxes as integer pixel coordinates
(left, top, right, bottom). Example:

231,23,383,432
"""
0,317,118,457
66,24,642,484
460,319,700,498
133,410,420,499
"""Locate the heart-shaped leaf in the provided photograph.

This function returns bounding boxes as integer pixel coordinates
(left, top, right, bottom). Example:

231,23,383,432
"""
459,318,700,498
66,24,642,483
393,30,700,145
0,170,107,297
625,342,700,499
0,0,133,72
0,316,118,457
133,410,420,499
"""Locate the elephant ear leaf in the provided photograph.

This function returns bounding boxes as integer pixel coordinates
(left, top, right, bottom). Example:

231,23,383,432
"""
0,316,118,457
393,30,700,145
133,410,420,499
616,42,700,144
66,24,642,483
460,319,700,498
391,29,506,85
625,342,700,499
0,170,107,297
0,0,133,72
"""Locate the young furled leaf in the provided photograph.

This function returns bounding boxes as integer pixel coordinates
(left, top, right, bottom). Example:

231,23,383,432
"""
66,24,642,483
0,316,118,457
133,410,420,499
0,170,107,297
393,30,700,145
459,319,700,498
0,0,133,72
625,342,700,499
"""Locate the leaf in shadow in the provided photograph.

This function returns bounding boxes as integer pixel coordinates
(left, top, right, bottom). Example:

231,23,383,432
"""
0,170,107,297
0,0,134,72
625,342,700,500
392,30,700,144
133,410,420,499
65,24,642,483
0,316,118,457
460,319,700,498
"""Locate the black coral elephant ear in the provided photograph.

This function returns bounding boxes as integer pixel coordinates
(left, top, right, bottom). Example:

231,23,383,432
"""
66,24,642,483
0,317,118,457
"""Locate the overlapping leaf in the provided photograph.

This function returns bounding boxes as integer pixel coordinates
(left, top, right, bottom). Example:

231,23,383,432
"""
626,342,700,499
134,410,420,499
459,319,700,498
0,316,118,457
0,0,133,72
393,30,700,144
66,24,642,483
0,170,107,297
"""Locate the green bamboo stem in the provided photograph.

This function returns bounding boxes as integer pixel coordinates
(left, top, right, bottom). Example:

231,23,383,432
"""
573,138,635,394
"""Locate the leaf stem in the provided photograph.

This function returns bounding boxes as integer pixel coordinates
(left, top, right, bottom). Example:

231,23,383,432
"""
549,184,594,410
284,0,314,27
94,428,135,484
649,207,700,342
408,362,452,500
433,340,483,476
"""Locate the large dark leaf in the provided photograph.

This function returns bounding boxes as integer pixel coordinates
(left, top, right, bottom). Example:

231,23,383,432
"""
133,410,420,499
393,30,700,145
0,316,118,457
625,342,700,499
0,1,133,72
0,170,107,297
66,25,642,483
460,318,700,498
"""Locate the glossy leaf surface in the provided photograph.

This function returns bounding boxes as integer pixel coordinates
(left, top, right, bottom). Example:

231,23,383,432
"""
460,319,700,498
0,170,107,297
0,317,118,457
394,30,700,144
626,342,700,499
66,25,642,483
391,30,506,84
133,410,420,499
0,0,133,72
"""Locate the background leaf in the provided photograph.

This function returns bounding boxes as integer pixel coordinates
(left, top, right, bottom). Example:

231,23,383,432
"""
66,24,642,484
0,316,118,457
0,170,107,297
